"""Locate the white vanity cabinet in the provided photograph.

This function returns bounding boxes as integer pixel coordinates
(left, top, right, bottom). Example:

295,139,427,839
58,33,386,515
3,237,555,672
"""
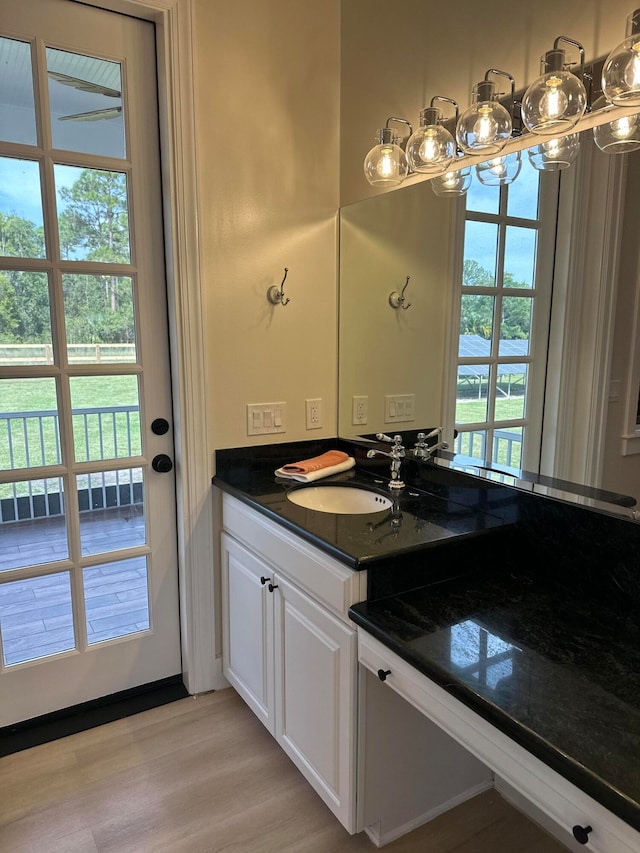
220,493,366,833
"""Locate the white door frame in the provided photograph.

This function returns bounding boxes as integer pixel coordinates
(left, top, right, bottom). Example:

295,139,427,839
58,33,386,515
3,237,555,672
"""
74,0,220,693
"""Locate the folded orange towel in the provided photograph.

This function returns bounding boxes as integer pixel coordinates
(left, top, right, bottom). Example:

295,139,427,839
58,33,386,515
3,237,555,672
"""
281,450,350,475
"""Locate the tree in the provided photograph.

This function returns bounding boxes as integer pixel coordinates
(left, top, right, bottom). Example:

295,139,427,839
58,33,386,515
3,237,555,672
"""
0,212,45,259
460,260,532,340
0,169,133,349
0,213,50,345
58,170,129,264
58,170,130,321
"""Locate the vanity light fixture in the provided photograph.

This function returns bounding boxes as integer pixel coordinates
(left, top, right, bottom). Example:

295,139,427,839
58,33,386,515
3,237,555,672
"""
475,151,522,186
430,166,472,197
592,96,640,152
602,9,640,105
527,133,581,171
521,37,588,134
406,97,458,174
363,117,413,187
456,69,515,154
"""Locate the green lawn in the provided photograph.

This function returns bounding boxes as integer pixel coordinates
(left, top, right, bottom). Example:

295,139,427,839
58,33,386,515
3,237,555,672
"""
454,392,526,469
1,376,141,494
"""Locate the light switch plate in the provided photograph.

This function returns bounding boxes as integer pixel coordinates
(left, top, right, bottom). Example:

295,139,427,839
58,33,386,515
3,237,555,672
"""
247,402,287,435
384,394,415,424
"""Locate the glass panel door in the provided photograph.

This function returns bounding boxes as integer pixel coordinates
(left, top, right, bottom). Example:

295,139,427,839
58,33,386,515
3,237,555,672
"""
0,0,181,726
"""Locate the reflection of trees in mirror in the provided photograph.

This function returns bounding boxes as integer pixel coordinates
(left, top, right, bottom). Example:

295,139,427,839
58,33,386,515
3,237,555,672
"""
461,260,532,340
0,169,132,349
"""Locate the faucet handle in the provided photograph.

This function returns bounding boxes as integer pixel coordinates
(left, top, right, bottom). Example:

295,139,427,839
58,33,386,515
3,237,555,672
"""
413,432,428,458
376,433,404,447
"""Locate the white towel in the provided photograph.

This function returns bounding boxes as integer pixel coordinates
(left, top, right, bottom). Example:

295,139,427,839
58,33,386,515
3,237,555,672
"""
275,456,355,483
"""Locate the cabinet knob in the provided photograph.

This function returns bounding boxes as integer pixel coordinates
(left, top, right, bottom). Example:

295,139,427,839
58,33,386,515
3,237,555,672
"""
377,668,391,682
572,825,593,844
268,583,279,592
260,576,270,585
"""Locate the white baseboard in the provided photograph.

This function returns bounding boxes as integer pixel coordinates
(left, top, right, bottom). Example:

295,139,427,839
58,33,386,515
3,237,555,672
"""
364,779,493,848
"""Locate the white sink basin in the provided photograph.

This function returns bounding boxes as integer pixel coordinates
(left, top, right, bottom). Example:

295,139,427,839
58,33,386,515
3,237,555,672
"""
287,485,393,514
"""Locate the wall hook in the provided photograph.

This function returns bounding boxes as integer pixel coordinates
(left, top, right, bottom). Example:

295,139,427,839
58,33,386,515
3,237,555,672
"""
389,276,411,309
267,268,291,306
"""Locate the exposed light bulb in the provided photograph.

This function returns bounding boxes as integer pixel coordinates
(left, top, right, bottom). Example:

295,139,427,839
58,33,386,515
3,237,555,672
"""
539,76,569,120
473,105,499,145
419,129,439,163
431,166,471,197
487,157,507,177
441,172,461,189
364,126,410,187
456,79,512,154
406,104,456,174
610,113,639,139
377,145,397,178
476,151,521,186
592,95,640,153
603,13,640,105
528,133,580,170
521,44,587,134
546,138,561,157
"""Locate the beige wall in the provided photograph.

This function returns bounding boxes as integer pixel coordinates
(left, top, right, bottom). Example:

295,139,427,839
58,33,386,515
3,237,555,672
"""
194,0,340,454
341,0,636,206
192,0,636,467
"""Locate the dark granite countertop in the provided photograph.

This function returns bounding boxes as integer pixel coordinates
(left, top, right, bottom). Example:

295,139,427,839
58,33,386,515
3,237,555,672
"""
213,441,512,569
214,439,640,835
349,568,640,833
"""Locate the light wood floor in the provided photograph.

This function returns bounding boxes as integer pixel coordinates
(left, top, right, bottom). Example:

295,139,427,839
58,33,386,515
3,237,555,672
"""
0,688,568,852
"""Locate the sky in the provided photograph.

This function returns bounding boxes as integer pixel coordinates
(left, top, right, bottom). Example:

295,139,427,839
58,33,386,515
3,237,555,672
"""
0,157,78,227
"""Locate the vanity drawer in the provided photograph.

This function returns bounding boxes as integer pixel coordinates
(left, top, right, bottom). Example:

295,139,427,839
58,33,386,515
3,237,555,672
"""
221,493,366,621
358,629,640,853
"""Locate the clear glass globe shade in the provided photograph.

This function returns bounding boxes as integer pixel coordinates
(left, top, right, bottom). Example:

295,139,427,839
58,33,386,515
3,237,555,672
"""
406,124,455,173
528,134,580,171
431,167,472,197
593,112,640,153
521,71,587,134
456,100,511,154
603,37,640,105
363,142,409,186
476,151,522,186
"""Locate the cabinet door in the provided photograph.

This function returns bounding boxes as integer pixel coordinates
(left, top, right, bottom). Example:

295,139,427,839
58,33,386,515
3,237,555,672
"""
221,533,275,734
273,573,357,832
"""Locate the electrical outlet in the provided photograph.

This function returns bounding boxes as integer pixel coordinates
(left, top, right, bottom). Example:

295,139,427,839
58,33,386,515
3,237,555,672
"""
352,396,368,425
305,398,322,429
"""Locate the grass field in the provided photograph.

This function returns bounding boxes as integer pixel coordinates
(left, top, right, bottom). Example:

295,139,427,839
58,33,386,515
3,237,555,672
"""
1,376,141,495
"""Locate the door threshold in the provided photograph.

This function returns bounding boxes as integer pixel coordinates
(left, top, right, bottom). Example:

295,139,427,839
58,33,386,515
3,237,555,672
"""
0,675,189,757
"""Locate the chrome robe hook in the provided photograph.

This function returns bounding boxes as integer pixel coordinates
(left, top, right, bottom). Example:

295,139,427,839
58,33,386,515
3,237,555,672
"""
267,268,291,306
389,276,411,309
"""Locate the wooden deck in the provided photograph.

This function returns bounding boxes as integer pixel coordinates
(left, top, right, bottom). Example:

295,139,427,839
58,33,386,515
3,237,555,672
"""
0,508,149,666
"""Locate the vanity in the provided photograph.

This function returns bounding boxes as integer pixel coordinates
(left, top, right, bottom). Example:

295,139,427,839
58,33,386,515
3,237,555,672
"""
213,439,640,852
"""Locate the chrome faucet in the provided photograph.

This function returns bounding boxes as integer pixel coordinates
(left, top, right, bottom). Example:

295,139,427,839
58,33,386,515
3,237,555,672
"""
412,427,449,461
366,433,406,489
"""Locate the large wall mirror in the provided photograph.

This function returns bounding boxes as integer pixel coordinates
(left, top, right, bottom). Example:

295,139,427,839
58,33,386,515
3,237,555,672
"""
338,117,640,517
